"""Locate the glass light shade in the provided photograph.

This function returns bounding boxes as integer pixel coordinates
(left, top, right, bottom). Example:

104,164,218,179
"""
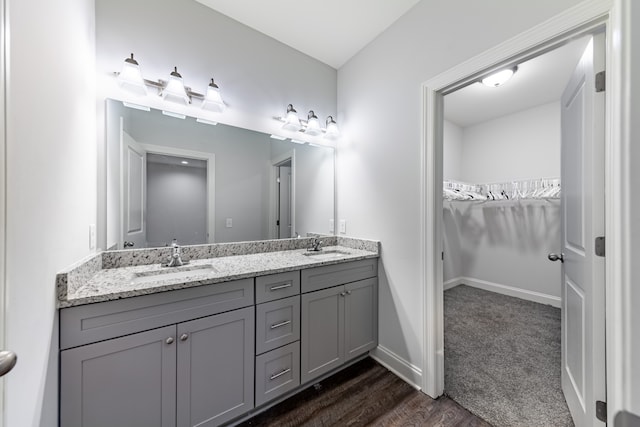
282,104,301,131
324,116,340,140
162,110,186,120
162,68,190,104
202,79,226,112
196,118,218,126
304,111,322,136
481,68,516,87
117,54,147,96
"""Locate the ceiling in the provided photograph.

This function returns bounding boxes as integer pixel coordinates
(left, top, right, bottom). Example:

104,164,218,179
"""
194,0,421,69
444,36,591,128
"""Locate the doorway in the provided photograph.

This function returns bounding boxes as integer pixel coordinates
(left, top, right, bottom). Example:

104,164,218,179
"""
270,150,296,239
440,37,593,425
421,14,610,427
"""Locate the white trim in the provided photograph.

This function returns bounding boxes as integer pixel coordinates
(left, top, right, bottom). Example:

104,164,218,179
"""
420,0,615,402
0,0,6,423
456,277,562,308
139,143,216,245
370,346,422,390
443,277,463,291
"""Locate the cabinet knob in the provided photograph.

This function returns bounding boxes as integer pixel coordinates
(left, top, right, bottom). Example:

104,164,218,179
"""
166,337,174,345
340,292,346,297
180,333,189,341
346,290,352,295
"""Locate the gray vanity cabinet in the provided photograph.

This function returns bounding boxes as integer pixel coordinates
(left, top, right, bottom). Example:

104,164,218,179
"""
300,259,378,385
176,307,254,427
60,325,177,427
60,278,255,427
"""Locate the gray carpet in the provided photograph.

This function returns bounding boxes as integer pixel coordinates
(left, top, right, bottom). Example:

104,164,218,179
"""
444,285,574,427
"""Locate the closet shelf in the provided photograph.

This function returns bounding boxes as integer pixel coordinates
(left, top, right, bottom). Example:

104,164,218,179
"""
443,178,561,202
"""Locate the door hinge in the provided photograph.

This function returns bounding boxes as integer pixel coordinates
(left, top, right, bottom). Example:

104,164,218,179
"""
595,71,606,92
276,220,280,226
596,400,607,422
595,236,605,257
276,177,281,183
441,251,444,261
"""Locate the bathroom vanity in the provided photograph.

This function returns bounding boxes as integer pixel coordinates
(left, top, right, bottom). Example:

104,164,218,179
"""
56,236,379,427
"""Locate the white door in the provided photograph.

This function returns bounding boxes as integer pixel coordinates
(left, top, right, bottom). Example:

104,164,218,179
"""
121,130,147,249
278,166,292,238
558,33,606,426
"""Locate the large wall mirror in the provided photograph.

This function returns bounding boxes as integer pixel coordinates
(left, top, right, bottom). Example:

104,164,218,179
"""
100,99,335,250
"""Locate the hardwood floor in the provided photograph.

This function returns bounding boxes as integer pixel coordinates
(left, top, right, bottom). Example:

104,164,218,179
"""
237,358,491,427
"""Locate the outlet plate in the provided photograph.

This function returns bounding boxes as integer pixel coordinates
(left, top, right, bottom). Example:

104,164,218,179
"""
329,219,335,233
225,218,233,228
339,219,346,234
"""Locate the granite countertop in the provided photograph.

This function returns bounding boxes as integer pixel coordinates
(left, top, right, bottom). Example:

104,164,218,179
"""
58,238,379,308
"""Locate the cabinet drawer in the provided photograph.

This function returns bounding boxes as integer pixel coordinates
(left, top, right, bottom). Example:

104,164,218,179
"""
60,279,254,350
301,259,377,293
256,296,300,355
255,271,300,303
255,342,300,407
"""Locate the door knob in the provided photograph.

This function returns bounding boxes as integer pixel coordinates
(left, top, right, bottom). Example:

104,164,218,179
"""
547,253,564,263
0,350,17,377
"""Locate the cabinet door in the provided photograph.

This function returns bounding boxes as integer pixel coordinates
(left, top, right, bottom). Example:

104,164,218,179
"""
176,307,255,427
345,278,378,361
60,325,177,427
301,286,344,384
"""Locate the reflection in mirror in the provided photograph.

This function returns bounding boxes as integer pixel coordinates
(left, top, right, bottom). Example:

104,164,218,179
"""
101,99,335,250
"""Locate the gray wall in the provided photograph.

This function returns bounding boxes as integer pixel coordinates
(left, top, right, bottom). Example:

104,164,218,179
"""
336,0,584,383
146,162,207,247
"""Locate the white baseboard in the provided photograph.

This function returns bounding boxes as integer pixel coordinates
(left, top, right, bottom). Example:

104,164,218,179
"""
457,276,561,308
443,277,463,291
370,345,422,390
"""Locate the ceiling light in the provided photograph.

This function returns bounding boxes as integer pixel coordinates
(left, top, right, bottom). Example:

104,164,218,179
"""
117,53,148,96
201,78,226,112
282,104,302,131
162,67,190,104
481,66,518,87
324,116,340,139
304,110,322,136
196,117,218,126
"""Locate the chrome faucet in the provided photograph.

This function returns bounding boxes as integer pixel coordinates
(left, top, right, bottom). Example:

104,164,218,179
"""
165,239,187,267
308,237,323,252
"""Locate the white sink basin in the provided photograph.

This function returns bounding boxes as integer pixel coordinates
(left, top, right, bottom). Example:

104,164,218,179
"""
131,264,219,284
303,249,351,260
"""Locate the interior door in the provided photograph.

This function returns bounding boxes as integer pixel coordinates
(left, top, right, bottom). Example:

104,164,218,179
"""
559,33,606,426
279,166,292,238
122,129,147,249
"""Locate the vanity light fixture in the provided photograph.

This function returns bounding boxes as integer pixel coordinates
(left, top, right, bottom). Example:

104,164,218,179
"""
304,110,322,136
162,110,187,120
162,67,190,105
117,54,148,96
122,101,151,112
115,54,227,113
324,116,340,139
201,78,226,112
481,66,518,87
282,104,302,131
196,118,218,126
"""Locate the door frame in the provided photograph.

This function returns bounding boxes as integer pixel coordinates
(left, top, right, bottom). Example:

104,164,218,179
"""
0,0,6,423
269,150,295,239
136,143,216,245
420,1,623,424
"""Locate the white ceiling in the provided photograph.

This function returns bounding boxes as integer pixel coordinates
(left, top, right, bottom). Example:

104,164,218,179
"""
444,36,591,128
194,0,421,69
